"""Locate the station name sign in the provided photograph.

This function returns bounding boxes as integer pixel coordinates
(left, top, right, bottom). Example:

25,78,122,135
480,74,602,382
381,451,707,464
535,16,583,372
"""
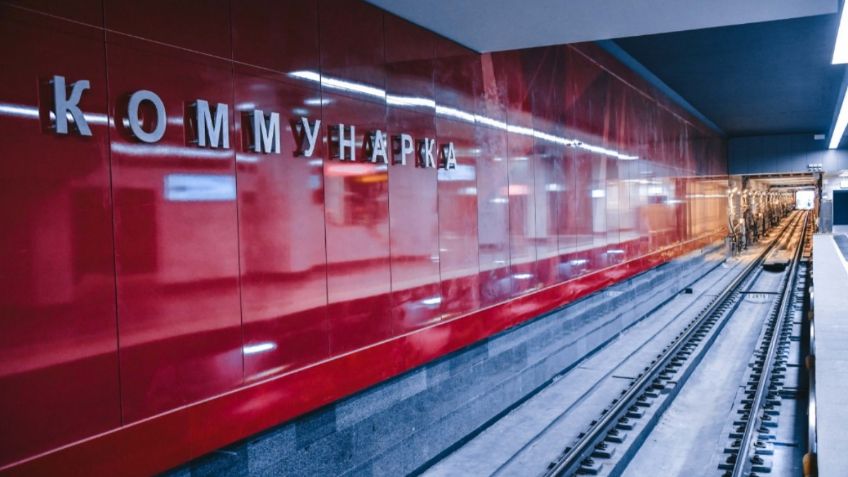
46,75,458,169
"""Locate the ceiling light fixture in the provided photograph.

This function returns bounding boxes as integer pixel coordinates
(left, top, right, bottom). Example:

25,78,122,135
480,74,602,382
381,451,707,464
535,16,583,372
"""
829,86,848,149
835,4,848,64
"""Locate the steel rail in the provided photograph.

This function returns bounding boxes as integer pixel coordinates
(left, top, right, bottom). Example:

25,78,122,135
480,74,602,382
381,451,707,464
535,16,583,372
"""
543,212,803,477
805,241,817,475
807,298,817,469
730,212,809,477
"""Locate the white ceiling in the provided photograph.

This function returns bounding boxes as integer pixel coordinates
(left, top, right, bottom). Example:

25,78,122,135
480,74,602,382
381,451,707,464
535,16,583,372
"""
367,0,838,52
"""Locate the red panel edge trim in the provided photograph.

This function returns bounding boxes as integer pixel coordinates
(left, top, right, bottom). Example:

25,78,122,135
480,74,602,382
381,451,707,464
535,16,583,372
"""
0,233,724,477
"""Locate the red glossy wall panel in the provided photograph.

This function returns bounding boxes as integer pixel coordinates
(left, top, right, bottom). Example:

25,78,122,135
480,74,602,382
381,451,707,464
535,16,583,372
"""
231,0,319,74
318,0,393,353
434,49,480,115
475,126,511,306
529,47,567,287
475,54,512,305
321,92,393,353
499,50,539,296
5,0,103,24
624,89,652,258
0,2,729,474
507,132,539,294
106,33,244,421
534,144,567,283
555,149,583,281
434,48,483,319
384,15,442,331
436,117,482,319
385,10,436,65
602,79,625,263
0,6,120,466
565,48,604,274
387,107,442,332
104,0,231,57
319,0,386,93
233,68,330,381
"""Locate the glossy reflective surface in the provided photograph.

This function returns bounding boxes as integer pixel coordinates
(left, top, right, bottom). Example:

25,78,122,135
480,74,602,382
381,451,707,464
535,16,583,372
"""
0,1,727,474
0,6,119,466
234,68,330,381
107,32,244,422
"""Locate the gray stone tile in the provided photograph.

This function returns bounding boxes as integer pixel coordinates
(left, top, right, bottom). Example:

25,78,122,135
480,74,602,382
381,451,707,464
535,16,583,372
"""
337,369,426,430
246,425,297,474
448,341,488,375
189,448,248,477
295,406,337,448
254,432,353,477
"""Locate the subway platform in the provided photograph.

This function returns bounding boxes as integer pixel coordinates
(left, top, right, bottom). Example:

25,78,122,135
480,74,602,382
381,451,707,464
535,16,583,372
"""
4,1,848,476
811,233,848,477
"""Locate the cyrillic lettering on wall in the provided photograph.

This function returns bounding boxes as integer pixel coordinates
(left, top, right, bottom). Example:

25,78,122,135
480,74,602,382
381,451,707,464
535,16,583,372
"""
51,75,91,136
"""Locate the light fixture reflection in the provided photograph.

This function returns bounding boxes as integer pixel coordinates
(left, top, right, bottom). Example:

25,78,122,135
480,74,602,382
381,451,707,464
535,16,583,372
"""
243,342,276,355
164,174,236,202
0,102,108,124
287,71,640,161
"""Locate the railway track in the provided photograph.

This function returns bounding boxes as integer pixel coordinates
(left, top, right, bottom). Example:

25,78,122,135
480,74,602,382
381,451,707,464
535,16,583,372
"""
541,211,809,477
719,212,809,477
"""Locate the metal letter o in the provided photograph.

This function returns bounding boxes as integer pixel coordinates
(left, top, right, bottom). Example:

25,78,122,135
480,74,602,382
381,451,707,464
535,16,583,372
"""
127,90,166,143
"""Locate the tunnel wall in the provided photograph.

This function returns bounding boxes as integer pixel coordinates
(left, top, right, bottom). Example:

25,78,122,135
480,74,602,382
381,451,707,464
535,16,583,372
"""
728,133,848,175
0,0,726,474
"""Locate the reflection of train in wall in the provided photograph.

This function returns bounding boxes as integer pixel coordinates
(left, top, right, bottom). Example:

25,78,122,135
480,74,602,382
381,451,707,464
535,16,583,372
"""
0,1,727,474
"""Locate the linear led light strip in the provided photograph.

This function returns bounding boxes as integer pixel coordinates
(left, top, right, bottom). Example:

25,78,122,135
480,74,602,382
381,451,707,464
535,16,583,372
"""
289,70,639,160
834,1,848,65
829,85,848,149
831,2,848,148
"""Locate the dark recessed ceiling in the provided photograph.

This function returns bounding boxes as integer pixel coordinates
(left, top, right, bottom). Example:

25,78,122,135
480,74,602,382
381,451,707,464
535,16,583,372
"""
615,14,844,137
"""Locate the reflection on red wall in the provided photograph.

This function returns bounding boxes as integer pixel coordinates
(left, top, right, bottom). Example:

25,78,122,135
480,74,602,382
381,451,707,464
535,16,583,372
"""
0,0,727,474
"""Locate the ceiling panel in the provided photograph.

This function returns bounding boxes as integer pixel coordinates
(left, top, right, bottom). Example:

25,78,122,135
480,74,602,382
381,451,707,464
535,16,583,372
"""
616,14,844,136
367,0,836,52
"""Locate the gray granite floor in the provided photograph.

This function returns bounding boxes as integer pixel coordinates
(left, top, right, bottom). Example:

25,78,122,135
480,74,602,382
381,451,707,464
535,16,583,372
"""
812,234,848,477
833,233,848,260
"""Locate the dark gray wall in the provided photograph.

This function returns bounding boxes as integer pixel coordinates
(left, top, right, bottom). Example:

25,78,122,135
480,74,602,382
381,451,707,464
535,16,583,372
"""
728,133,848,175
